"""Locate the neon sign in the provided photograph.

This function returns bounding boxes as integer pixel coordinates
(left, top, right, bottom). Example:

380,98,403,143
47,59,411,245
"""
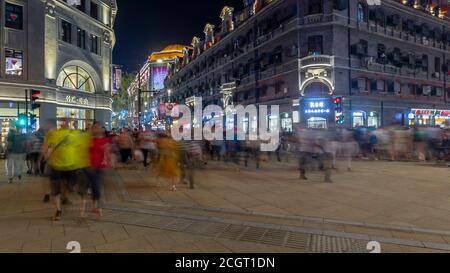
412,109,450,117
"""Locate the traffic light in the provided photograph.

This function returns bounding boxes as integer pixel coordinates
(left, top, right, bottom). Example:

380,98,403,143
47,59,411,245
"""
334,97,343,109
31,89,41,110
30,114,37,126
17,113,27,129
334,97,345,124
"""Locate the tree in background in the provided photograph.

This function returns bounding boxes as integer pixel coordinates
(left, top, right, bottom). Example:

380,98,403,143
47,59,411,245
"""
112,72,136,129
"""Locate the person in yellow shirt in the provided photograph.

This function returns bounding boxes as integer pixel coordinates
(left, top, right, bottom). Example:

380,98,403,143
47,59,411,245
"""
42,119,92,221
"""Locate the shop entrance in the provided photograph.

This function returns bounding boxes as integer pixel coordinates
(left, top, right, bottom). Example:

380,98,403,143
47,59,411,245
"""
307,117,328,129
57,107,94,130
409,109,450,128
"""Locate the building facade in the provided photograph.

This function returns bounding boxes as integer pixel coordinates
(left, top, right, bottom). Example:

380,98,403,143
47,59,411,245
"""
165,0,450,133
0,0,117,146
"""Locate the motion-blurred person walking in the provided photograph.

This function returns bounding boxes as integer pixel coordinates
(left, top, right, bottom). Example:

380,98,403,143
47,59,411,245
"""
138,127,156,169
5,127,27,183
180,140,203,189
118,128,134,164
80,123,112,220
155,133,181,191
27,129,45,176
41,119,82,221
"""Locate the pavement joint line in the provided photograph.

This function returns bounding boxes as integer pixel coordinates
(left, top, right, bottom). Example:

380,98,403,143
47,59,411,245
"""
422,242,450,251
411,227,450,237
364,223,414,233
0,208,53,219
370,236,426,249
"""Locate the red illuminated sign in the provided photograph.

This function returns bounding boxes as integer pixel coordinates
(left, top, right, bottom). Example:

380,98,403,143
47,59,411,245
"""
412,109,450,117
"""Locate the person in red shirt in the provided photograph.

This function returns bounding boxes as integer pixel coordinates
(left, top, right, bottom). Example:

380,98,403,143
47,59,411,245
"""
87,122,112,219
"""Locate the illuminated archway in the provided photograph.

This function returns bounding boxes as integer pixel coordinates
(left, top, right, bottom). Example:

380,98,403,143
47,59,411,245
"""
301,81,333,97
57,65,95,93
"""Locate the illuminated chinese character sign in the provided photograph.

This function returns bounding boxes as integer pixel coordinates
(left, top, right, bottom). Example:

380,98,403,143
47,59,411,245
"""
66,95,89,106
300,97,335,125
152,66,168,91
301,98,334,116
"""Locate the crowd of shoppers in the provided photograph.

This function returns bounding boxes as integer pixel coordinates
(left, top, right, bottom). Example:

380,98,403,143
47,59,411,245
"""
3,120,450,222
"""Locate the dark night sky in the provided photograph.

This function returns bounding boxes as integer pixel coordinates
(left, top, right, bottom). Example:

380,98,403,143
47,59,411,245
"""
113,0,244,72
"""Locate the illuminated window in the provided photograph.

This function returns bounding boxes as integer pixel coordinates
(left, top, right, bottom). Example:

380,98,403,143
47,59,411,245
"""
357,2,367,23
57,66,95,92
5,49,23,76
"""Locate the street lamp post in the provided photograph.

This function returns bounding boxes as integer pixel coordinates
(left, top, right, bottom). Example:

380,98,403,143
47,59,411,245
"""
138,69,142,128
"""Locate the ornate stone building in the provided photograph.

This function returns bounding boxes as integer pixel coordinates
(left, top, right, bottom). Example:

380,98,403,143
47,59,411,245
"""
0,0,117,145
165,0,450,132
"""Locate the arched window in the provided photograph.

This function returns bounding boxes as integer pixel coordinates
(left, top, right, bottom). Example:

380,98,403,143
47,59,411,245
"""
304,82,331,96
357,2,367,23
57,66,95,92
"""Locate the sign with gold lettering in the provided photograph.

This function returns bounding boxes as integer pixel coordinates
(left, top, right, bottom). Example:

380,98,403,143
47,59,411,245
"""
66,95,89,106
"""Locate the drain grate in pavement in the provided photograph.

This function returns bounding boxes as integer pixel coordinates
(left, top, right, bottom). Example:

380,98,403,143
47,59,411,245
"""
220,225,247,240
309,235,366,253
260,229,289,247
202,223,230,237
183,221,210,235
101,209,369,253
165,219,194,232
240,227,267,243
284,233,310,250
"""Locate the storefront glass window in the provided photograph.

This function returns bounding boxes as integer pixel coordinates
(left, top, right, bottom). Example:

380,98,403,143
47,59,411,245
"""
368,112,379,128
269,115,279,132
307,117,327,129
281,113,293,133
409,109,450,128
57,107,94,130
353,111,366,128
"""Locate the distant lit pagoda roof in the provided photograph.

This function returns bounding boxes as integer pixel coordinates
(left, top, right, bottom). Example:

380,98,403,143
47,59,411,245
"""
149,44,192,62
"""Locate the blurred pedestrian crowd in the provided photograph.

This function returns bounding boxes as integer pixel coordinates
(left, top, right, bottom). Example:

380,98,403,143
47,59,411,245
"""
2,120,450,221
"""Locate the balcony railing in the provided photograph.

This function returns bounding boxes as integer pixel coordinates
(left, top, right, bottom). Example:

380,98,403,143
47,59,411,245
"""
358,21,447,51
259,61,298,80
367,61,384,72
302,14,333,25
300,55,333,68
385,65,401,75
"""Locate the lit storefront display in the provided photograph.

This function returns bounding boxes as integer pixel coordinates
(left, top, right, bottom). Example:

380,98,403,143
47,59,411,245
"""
351,111,380,128
281,113,293,133
368,112,380,128
352,111,365,128
57,107,94,130
0,102,40,149
300,97,334,129
269,115,279,132
408,109,450,128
